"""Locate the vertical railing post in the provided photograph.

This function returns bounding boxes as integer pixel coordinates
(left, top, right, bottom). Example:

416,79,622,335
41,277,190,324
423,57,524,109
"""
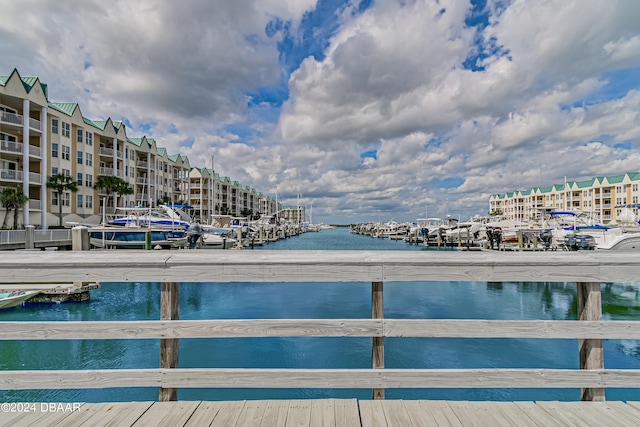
160,281,180,401
577,281,605,401
372,281,384,399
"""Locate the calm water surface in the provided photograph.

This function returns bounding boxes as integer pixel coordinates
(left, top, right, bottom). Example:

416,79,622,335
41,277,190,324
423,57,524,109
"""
1,227,639,402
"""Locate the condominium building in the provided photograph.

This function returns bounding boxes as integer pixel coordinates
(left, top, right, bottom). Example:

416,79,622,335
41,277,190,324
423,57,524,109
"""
1,68,279,229
489,172,640,224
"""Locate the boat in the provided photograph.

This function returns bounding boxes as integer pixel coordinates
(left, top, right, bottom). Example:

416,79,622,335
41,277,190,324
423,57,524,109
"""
88,226,188,249
0,290,40,309
200,227,237,249
108,205,192,230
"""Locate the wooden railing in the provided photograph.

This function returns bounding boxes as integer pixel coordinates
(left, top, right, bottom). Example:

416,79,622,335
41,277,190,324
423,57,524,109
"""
1,251,640,402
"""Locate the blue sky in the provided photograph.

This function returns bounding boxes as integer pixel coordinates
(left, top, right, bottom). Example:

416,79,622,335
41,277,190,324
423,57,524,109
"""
2,0,639,223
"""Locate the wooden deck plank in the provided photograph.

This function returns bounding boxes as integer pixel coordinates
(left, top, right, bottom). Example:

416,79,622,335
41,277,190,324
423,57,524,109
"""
285,399,312,427
512,402,571,427
419,400,464,427
259,400,290,427
468,402,532,427
233,400,269,427
309,399,335,427
358,400,388,427
447,401,507,427
626,401,640,412
334,399,361,427
379,400,414,427
401,401,438,426
2,403,89,427
128,401,199,427
482,402,542,427
76,402,153,427
535,402,603,427
209,400,246,427
184,401,224,426
604,402,640,425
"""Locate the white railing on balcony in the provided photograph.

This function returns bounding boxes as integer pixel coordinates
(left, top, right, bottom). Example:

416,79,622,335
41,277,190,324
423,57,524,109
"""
99,147,114,157
29,117,41,131
28,200,41,210
98,167,114,176
0,111,22,126
116,150,123,159
0,169,23,181
0,139,22,154
29,172,41,183
136,161,148,168
0,230,25,244
136,178,146,184
28,144,41,157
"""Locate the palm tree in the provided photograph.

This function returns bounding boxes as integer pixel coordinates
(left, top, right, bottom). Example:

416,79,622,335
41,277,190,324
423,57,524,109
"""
0,187,29,229
94,176,134,220
47,174,79,226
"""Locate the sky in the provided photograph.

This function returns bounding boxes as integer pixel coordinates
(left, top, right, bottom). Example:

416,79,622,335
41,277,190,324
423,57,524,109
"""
1,0,639,224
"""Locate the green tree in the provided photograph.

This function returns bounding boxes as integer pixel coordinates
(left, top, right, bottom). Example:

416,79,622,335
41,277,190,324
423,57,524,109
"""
93,176,134,220
47,174,79,226
0,187,29,230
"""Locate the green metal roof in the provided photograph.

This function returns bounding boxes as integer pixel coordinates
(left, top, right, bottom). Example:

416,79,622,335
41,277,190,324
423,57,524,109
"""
607,174,625,184
157,147,166,156
168,154,179,162
576,178,595,188
48,102,78,116
127,137,143,147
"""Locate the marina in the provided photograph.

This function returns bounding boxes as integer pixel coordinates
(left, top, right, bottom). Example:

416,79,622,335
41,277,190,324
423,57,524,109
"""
1,229,640,425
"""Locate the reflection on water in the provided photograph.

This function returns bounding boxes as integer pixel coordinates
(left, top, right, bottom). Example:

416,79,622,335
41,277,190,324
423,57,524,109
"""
1,228,639,402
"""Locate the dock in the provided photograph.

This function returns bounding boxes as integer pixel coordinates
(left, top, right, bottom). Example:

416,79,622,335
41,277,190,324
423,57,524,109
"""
1,251,640,426
2,399,640,426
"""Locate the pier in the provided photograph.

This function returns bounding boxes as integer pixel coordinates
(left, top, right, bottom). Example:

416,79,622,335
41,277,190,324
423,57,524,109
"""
1,251,640,425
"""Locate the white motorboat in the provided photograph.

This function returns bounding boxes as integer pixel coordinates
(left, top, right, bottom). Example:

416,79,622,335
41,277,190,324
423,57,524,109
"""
0,290,40,309
200,227,237,249
88,226,188,249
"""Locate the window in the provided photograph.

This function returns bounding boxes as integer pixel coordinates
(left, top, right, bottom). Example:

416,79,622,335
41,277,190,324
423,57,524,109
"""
85,174,93,188
634,184,638,192
77,194,83,208
77,129,83,143
52,192,58,206
62,122,70,138
77,151,83,164
62,168,71,177
86,195,93,209
52,119,59,134
61,145,70,161
125,165,128,176
86,132,93,145
86,153,93,166
62,192,70,207
77,172,83,186
51,167,58,176
52,143,58,158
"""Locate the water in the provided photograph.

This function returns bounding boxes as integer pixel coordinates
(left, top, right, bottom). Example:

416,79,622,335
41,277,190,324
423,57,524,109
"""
1,227,640,402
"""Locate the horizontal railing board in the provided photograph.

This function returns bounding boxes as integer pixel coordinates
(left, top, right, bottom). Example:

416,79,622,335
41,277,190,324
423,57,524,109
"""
383,320,640,339
0,319,384,340
1,251,640,283
1,319,640,340
1,369,639,390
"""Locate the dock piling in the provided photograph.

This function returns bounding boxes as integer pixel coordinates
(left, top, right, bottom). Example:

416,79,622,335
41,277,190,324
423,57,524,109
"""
578,281,605,401
160,281,180,402
372,281,384,400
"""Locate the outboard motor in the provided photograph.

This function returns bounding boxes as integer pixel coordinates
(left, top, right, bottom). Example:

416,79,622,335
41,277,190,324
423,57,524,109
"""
576,234,596,250
486,227,495,249
564,234,578,251
539,229,553,250
492,227,502,249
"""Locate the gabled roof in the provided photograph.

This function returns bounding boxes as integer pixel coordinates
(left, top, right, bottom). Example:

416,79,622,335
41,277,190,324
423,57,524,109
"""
606,174,625,184
48,102,78,116
127,137,144,147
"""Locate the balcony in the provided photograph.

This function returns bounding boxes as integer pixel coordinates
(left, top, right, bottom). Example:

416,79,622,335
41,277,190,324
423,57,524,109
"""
28,200,41,210
28,144,41,158
137,161,148,168
1,139,22,154
99,147,114,157
29,172,41,184
0,169,22,181
0,110,22,127
29,117,41,132
98,167,115,176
